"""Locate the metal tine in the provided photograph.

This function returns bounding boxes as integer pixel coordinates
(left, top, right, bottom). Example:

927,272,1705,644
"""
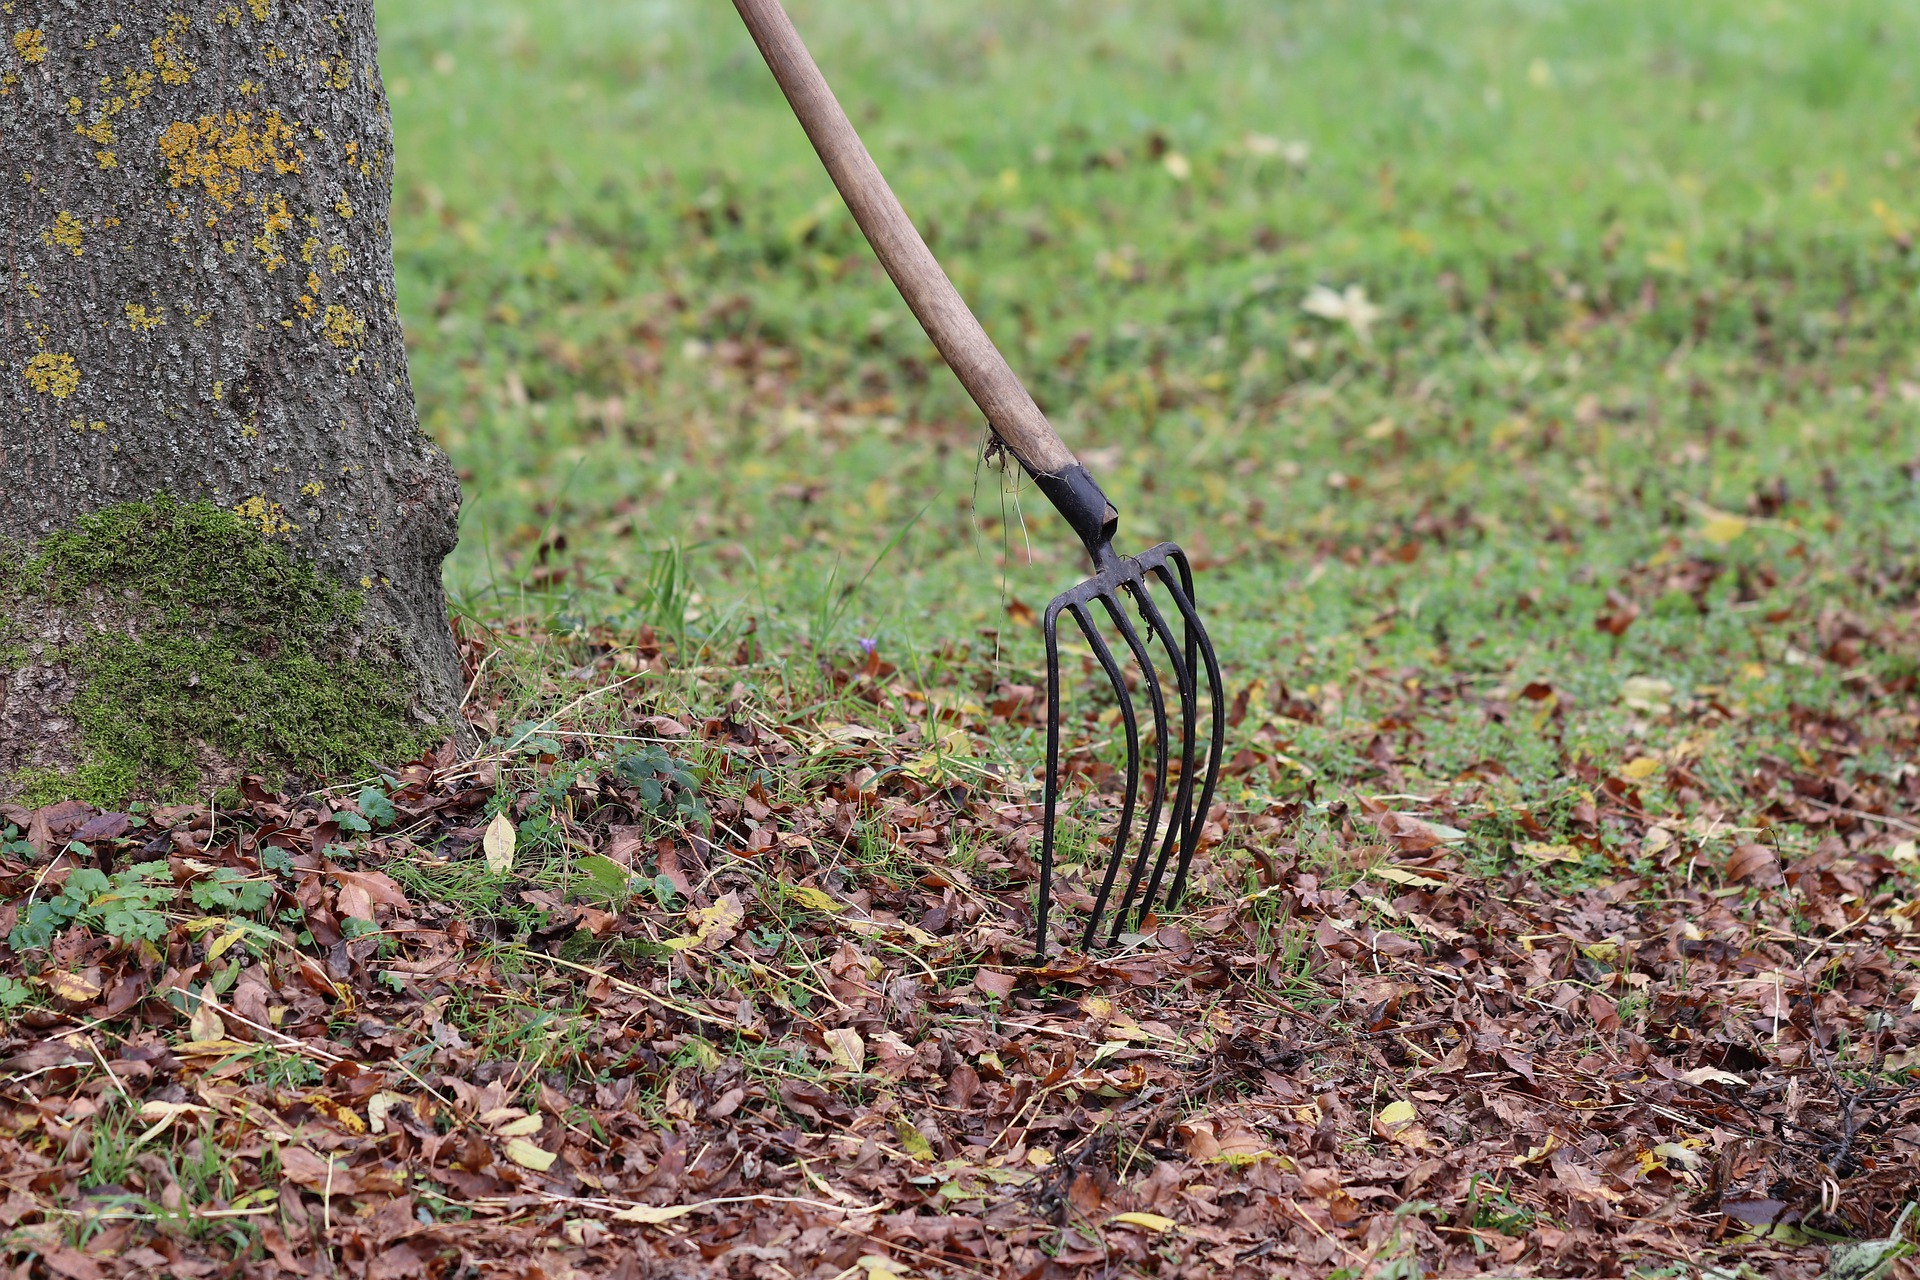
1034,548,1224,954
1091,584,1175,943
1036,601,1065,952
1110,572,1199,938
1068,600,1145,950
1151,552,1226,911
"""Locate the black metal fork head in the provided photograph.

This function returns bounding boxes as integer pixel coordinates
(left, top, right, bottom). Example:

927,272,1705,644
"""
1025,466,1226,956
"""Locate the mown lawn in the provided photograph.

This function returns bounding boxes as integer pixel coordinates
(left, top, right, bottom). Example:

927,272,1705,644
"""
4,1,1919,1276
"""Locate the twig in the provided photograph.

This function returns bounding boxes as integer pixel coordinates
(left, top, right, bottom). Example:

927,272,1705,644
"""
535,953,761,1040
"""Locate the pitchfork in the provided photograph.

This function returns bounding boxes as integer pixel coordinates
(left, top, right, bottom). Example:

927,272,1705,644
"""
732,0,1226,955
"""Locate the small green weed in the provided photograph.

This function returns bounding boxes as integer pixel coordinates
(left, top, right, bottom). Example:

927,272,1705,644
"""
10,861,174,952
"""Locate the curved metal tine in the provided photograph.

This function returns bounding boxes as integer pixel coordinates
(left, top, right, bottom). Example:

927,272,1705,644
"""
1099,585,1174,942
1035,601,1066,957
1063,600,1143,950
1118,578,1199,936
1152,552,1226,910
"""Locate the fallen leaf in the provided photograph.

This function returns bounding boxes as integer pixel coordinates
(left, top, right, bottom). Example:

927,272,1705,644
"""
892,1114,935,1160
1620,756,1661,780
504,1138,556,1171
367,1093,403,1135
1109,1211,1178,1233
494,1114,544,1137
483,812,517,875
1513,1133,1561,1166
1515,841,1581,864
974,969,1017,1000
44,970,102,1003
38,1247,104,1280
1679,1066,1747,1087
1621,676,1675,714
1726,843,1782,887
789,886,842,912
1700,512,1748,545
1371,865,1448,888
824,1026,865,1074
1652,1141,1705,1171
1302,283,1382,341
1372,1098,1433,1148
610,1203,697,1224
189,999,225,1043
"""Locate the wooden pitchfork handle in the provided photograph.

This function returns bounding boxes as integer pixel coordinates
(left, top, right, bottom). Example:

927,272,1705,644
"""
731,0,1120,554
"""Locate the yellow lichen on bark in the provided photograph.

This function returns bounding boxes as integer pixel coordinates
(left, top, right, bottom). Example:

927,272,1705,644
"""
12,29,47,64
44,211,85,255
150,14,193,85
232,495,296,536
23,353,81,398
321,304,365,348
254,192,292,269
125,303,166,334
157,111,303,209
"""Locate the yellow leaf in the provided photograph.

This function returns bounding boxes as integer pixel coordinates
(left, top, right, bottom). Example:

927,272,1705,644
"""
1620,676,1676,713
1513,1132,1561,1167
859,1256,915,1280
1109,1211,1177,1233
892,1114,935,1161
1621,756,1661,781
611,1202,696,1224
171,1038,255,1057
682,893,744,951
44,970,102,1003
1027,1147,1054,1167
1516,841,1580,864
1701,512,1748,545
1891,841,1916,864
495,1114,544,1137
824,1027,865,1075
205,926,249,962
1372,866,1447,888
1377,1099,1417,1129
1652,1141,1705,1171
789,886,842,912
367,1093,403,1135
483,812,517,875
1679,1066,1746,1087
504,1138,556,1171
189,999,225,1043
1372,1098,1433,1148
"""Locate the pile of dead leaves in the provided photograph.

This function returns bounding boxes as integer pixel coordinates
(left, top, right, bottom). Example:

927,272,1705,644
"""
2,642,1919,1278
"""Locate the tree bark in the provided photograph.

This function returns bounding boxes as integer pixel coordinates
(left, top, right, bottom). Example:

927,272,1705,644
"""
1,2,462,803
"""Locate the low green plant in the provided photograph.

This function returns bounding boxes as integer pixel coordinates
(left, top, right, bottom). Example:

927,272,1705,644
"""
613,743,708,829
9,861,174,951
188,868,274,915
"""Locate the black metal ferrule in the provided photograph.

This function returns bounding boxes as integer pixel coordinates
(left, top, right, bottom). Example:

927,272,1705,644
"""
1028,462,1120,568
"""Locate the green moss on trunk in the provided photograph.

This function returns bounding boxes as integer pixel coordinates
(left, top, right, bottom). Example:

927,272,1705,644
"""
3,497,442,806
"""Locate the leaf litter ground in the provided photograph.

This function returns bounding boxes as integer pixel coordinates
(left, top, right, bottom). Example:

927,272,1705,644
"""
3,610,1918,1280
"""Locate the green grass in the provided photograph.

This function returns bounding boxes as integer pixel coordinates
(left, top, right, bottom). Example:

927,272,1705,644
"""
379,0,1920,846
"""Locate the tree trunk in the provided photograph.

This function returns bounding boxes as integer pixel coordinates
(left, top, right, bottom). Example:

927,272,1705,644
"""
1,2,463,805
